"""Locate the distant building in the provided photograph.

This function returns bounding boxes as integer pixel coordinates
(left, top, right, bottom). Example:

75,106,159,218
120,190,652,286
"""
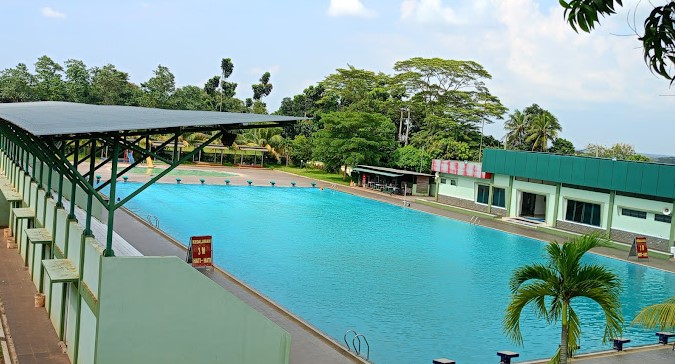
432,149,675,253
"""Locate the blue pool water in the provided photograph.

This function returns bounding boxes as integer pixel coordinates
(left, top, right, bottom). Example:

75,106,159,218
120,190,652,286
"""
115,183,675,363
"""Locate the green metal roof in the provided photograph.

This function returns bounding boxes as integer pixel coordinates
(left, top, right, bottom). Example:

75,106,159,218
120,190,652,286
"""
482,149,675,199
0,101,303,137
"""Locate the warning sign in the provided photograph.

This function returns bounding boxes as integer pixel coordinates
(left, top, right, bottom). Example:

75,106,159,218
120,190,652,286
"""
628,236,649,260
188,235,213,268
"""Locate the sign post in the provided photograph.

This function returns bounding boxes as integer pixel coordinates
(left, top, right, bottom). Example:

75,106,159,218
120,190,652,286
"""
628,236,649,261
187,235,213,269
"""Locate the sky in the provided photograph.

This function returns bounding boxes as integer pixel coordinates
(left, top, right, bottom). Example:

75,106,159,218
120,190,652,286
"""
1,0,673,155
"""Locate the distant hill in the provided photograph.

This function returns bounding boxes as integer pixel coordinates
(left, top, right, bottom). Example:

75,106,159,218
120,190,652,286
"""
647,155,675,165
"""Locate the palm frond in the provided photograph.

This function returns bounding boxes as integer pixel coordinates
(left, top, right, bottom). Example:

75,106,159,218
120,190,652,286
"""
631,296,675,330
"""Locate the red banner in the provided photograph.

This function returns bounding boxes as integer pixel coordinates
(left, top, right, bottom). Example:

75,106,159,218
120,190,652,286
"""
190,235,213,268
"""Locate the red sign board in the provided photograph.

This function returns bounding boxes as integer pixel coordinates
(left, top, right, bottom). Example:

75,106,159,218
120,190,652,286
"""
431,159,492,179
635,237,649,259
190,235,213,268
628,236,649,260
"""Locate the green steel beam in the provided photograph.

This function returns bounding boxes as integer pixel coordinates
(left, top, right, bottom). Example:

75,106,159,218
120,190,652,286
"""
104,134,120,257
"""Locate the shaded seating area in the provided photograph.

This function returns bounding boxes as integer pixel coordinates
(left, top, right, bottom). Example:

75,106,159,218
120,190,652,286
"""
352,165,434,196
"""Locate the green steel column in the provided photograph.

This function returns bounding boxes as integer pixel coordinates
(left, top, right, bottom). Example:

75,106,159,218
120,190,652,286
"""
552,183,561,227
31,152,37,182
607,191,616,236
38,160,44,189
104,135,120,257
68,140,79,220
505,176,514,216
84,141,95,237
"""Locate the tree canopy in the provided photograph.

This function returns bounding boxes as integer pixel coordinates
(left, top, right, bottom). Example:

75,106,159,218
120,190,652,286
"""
560,0,675,83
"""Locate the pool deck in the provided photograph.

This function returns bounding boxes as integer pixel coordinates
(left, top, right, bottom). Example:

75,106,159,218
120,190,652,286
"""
0,164,673,364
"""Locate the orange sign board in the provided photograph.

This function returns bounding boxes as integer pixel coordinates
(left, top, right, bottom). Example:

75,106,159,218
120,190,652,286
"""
190,235,213,268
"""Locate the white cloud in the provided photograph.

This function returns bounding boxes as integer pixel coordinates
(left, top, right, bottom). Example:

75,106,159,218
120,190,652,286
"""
41,7,65,18
327,0,376,19
400,0,462,25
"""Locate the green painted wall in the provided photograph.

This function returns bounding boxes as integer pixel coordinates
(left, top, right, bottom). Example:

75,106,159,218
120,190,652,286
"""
97,257,291,364
77,299,96,364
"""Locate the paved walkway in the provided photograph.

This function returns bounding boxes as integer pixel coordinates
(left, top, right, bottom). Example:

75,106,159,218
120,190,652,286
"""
0,232,70,364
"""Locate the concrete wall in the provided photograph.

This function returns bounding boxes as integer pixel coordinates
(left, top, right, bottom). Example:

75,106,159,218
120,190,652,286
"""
97,257,291,364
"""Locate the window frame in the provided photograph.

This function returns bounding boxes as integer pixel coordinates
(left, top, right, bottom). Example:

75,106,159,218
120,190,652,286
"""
476,184,490,205
621,208,647,219
565,199,601,227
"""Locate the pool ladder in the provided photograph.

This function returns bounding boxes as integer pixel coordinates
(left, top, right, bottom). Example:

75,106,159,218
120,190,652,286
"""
343,330,370,361
470,216,480,225
146,214,160,228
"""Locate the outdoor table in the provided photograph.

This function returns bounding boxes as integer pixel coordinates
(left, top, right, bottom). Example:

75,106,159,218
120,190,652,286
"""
13,207,35,266
26,228,53,291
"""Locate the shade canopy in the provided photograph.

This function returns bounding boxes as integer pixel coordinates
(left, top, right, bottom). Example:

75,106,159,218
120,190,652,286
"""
0,101,302,137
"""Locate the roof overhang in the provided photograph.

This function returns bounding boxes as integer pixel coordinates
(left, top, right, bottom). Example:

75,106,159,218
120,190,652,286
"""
0,101,303,139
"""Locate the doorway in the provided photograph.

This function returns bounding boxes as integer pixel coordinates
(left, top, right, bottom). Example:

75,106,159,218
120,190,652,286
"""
519,192,547,221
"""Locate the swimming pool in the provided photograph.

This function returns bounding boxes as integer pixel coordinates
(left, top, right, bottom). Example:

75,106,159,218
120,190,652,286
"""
116,183,675,363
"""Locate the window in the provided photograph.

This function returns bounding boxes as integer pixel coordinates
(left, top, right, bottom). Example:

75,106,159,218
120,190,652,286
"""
440,178,447,184
476,185,489,204
492,187,506,208
565,200,601,226
450,179,457,186
621,208,646,219
655,214,672,223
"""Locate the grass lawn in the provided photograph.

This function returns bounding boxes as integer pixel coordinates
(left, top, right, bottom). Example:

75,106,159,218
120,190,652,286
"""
275,166,351,186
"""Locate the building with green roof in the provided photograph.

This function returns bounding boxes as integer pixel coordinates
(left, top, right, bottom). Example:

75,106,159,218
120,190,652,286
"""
432,149,675,253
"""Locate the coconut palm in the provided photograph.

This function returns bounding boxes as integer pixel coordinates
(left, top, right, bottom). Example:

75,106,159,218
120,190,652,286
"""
631,296,675,330
503,234,623,364
503,109,529,150
526,111,561,152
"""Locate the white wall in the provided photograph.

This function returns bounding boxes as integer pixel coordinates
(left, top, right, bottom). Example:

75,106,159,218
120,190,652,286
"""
613,195,672,239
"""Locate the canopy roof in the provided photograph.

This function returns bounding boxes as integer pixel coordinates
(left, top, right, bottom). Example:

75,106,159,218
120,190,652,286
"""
0,101,302,137
352,166,402,177
355,165,433,177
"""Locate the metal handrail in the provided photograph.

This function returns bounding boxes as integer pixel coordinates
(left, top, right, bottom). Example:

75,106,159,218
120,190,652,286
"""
343,329,358,351
146,214,159,228
343,330,370,361
352,334,370,360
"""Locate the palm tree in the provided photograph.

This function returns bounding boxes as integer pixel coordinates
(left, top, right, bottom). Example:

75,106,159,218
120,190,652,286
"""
526,111,561,152
503,109,528,150
631,296,675,330
503,234,623,364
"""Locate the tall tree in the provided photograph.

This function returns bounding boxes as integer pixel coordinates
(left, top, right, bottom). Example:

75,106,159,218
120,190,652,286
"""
504,109,529,150
171,85,209,110
140,65,176,108
313,112,396,176
549,138,576,155
0,63,37,102
526,111,562,151
34,55,65,101
63,59,91,103
560,0,675,83
504,234,623,364
90,64,138,105
251,71,273,114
